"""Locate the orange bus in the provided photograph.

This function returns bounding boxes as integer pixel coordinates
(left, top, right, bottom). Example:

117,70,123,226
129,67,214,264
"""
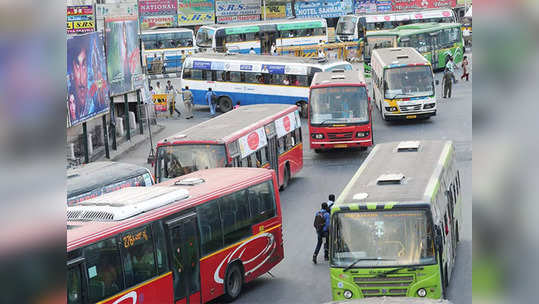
67,168,283,304
154,104,303,190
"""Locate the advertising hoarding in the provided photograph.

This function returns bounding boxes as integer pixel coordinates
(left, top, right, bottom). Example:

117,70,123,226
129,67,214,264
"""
67,32,110,127
178,0,215,25
67,5,95,34
139,0,178,30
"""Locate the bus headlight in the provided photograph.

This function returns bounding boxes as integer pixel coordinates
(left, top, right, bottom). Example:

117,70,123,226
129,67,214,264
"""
343,290,353,299
424,103,435,109
417,288,427,297
385,107,398,112
356,131,369,138
311,133,324,139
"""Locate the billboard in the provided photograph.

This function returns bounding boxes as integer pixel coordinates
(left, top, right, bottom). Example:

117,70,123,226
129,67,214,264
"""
292,0,354,19
178,0,215,25
139,0,178,30
67,32,110,127
105,16,144,96
355,0,378,13
215,0,261,17
390,0,457,10
264,4,288,19
67,5,95,34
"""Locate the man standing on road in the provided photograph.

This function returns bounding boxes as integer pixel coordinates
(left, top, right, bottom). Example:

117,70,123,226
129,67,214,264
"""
166,81,181,118
313,202,330,264
182,86,194,119
205,88,217,116
443,69,453,99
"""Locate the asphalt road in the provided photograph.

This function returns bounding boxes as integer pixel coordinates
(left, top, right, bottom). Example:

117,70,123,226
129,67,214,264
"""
116,54,472,304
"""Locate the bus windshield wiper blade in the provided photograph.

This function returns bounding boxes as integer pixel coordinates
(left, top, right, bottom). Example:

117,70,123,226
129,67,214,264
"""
376,265,420,277
389,93,413,99
343,258,395,272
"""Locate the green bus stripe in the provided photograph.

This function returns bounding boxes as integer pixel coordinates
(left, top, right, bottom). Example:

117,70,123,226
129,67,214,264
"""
277,21,323,31
225,26,260,35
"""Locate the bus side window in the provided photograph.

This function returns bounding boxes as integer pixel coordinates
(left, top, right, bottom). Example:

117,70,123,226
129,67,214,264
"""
248,154,257,167
278,137,285,154
295,128,302,143
121,225,157,287
297,75,308,87
202,70,212,81
248,181,276,223
152,221,169,274
244,71,258,84
68,265,83,304
183,68,192,79
197,199,224,256
241,157,249,167
230,71,241,82
285,133,294,150
313,27,326,36
191,69,202,80
220,189,252,246
245,32,257,41
84,238,125,303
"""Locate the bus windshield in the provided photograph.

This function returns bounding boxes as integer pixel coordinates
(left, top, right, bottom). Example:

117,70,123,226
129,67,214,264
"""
142,31,193,50
336,18,356,35
196,28,214,47
365,36,396,60
310,86,368,124
332,210,435,268
384,65,434,99
156,144,226,181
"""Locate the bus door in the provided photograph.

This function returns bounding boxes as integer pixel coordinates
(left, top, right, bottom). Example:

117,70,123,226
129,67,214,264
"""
429,31,440,69
264,122,279,181
260,25,278,54
166,213,201,304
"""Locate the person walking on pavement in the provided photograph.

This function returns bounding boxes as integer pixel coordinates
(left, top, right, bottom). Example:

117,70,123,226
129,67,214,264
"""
313,202,330,264
166,80,181,118
155,81,164,94
442,68,453,99
205,88,217,116
182,86,194,119
461,56,470,81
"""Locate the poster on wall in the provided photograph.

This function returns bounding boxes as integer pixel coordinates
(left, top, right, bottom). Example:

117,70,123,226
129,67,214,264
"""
215,0,261,23
376,0,392,11
95,3,138,32
139,0,178,30
105,16,144,96
67,5,95,34
178,0,215,25
67,32,110,127
292,0,354,19
391,0,457,11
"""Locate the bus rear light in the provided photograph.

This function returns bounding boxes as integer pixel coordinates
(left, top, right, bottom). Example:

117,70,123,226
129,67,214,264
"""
356,132,369,138
312,133,324,139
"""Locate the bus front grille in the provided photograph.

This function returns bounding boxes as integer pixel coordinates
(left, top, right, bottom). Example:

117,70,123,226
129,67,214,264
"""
328,132,353,141
399,105,422,112
354,275,413,297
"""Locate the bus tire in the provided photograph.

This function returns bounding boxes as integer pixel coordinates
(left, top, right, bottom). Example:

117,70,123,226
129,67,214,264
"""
379,104,387,121
219,96,233,112
223,263,243,302
456,221,460,243
314,149,322,153
280,165,290,191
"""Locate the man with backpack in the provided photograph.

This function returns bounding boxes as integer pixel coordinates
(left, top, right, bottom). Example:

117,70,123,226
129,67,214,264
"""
205,88,217,116
313,202,330,264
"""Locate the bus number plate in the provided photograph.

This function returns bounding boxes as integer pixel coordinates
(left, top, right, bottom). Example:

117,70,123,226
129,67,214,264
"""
335,144,348,148
406,115,417,119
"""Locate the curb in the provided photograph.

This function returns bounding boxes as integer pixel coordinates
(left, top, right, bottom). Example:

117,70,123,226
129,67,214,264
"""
110,124,166,161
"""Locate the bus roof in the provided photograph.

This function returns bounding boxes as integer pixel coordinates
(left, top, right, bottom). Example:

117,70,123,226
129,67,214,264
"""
311,70,366,88
158,104,297,146
186,52,348,68
67,167,274,251
344,8,454,21
372,47,429,68
389,22,461,36
67,161,151,198
141,28,194,35
200,18,326,30
335,140,452,208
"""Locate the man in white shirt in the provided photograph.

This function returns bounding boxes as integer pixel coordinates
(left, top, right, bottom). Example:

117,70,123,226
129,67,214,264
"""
155,81,164,94
249,47,256,55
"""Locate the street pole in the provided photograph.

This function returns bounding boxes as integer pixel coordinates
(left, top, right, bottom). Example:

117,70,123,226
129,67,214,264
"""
102,115,110,159
111,96,117,150
263,0,266,21
137,89,144,135
145,103,155,164
82,122,89,164
124,94,131,141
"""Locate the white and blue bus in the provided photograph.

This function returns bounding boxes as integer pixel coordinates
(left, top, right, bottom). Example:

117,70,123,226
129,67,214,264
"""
181,53,352,115
195,19,328,54
141,28,197,74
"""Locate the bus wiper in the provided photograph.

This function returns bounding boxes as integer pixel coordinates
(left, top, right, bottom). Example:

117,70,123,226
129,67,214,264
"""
389,93,413,99
343,258,395,272
376,265,420,277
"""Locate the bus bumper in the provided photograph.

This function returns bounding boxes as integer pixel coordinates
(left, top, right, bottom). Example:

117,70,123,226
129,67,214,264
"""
385,110,436,120
310,139,373,150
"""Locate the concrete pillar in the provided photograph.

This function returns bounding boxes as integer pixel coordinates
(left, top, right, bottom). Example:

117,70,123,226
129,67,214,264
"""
67,143,75,159
86,131,93,156
128,111,137,130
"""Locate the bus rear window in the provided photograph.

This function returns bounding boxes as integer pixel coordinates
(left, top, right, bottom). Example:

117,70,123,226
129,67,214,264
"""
157,144,227,182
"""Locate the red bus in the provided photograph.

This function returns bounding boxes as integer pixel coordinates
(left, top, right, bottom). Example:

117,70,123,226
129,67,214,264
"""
154,104,303,190
308,70,373,152
67,168,283,304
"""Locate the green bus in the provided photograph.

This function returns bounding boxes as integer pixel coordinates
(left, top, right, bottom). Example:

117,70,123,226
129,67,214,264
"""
329,140,462,300
364,23,464,72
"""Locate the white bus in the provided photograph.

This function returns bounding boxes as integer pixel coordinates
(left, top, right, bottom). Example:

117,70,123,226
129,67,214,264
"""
141,28,197,74
181,53,352,114
371,47,437,120
336,8,456,42
195,19,328,54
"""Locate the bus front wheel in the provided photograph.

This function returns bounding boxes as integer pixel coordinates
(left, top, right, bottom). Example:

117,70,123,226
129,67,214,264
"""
223,263,243,302
219,96,233,112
